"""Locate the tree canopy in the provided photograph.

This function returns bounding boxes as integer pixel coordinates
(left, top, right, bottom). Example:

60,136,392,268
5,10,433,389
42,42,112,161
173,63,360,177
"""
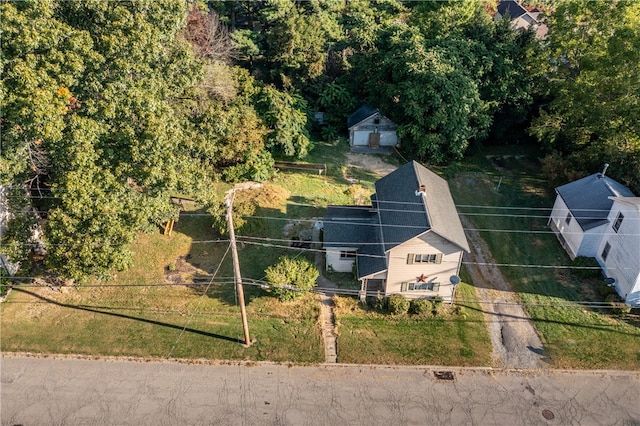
3,0,637,280
530,0,640,192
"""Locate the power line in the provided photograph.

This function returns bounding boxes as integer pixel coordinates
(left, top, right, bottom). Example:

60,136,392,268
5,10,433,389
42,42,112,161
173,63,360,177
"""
166,243,231,359
4,280,632,310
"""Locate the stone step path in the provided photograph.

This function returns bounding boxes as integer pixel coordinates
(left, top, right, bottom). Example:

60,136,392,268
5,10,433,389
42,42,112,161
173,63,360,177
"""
319,293,337,363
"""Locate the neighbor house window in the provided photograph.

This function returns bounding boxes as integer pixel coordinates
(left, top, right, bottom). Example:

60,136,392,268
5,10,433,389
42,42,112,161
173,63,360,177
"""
613,212,624,233
407,253,443,264
565,212,572,225
400,282,440,292
340,250,356,259
601,242,611,262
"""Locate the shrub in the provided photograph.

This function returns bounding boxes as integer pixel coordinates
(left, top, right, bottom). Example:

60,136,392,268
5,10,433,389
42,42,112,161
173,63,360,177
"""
387,294,410,315
432,296,444,316
572,256,602,279
409,298,433,316
368,292,386,312
598,282,617,298
265,256,319,301
605,294,631,315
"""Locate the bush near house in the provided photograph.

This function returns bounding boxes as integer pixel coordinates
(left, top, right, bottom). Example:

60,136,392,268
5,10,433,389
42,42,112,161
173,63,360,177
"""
265,256,319,301
387,294,410,315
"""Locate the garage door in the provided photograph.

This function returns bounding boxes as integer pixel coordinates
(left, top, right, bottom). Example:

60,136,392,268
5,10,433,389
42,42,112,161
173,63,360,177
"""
379,131,398,146
352,130,370,146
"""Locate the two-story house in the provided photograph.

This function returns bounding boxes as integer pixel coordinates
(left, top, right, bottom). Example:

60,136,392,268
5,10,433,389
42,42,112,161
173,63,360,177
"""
323,161,469,301
548,167,639,306
595,197,640,307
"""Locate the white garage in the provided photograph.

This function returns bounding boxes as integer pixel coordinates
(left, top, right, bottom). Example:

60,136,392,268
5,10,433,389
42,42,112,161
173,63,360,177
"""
348,105,399,148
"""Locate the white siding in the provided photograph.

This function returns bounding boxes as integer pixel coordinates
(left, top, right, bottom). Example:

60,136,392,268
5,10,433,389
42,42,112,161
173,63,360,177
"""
385,232,463,301
349,114,398,146
576,225,607,257
549,196,584,258
325,248,356,273
596,201,640,306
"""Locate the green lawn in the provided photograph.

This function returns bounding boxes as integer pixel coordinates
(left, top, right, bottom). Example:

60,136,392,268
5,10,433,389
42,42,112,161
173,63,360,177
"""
3,141,637,368
334,284,492,366
446,146,640,369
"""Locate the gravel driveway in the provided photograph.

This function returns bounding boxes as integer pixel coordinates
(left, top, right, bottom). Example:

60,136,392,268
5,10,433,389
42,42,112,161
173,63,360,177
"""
344,153,547,369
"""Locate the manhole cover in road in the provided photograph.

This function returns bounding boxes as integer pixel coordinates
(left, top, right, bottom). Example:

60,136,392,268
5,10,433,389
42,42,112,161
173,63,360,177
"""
542,409,555,420
434,371,455,380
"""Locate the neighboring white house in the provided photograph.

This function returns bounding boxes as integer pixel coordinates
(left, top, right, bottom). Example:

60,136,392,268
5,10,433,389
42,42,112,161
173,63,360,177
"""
548,169,639,306
495,0,548,39
347,104,399,149
549,170,635,260
323,161,469,302
595,197,640,307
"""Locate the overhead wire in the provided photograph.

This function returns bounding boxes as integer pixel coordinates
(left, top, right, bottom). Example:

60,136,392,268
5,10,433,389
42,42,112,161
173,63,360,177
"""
3,278,631,310
165,243,231,359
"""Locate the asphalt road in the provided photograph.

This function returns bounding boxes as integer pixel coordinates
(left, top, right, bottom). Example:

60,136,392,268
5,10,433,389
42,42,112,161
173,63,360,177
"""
2,356,639,425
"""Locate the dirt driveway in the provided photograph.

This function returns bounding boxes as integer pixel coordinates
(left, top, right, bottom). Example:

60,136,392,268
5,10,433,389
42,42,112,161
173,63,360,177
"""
344,153,547,369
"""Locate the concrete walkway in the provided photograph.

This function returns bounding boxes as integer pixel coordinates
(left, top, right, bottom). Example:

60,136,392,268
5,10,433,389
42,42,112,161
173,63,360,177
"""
313,226,338,363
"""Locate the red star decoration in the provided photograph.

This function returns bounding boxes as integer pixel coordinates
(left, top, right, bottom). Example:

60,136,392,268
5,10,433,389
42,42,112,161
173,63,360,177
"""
417,274,428,283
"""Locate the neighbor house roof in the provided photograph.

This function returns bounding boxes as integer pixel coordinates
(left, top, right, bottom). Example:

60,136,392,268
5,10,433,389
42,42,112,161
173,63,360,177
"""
497,0,529,19
556,174,636,231
374,161,470,253
609,197,640,211
347,104,379,129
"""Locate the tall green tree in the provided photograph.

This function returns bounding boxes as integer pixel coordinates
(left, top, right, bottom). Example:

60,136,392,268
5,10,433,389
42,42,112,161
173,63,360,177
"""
1,0,205,280
530,0,640,192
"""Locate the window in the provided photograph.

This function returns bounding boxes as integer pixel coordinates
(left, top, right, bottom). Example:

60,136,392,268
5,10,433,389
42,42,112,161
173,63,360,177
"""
340,250,356,259
373,117,380,125
601,242,611,262
613,212,624,233
565,212,572,225
401,282,440,292
407,253,443,264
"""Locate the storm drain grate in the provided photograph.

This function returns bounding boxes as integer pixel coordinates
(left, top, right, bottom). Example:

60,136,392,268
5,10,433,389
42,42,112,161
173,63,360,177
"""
434,371,455,380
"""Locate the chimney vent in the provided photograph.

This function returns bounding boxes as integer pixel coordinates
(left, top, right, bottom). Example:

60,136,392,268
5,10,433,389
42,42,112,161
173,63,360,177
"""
601,163,609,178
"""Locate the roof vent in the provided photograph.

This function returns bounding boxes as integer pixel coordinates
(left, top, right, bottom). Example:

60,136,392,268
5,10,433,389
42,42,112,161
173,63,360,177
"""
415,184,427,197
599,163,609,178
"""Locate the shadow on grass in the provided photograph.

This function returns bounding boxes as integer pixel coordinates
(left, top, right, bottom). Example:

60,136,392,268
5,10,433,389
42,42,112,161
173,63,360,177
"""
13,287,242,344
458,302,640,337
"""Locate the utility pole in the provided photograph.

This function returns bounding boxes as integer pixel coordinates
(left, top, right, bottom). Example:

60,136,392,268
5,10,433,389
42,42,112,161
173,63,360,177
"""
225,190,251,346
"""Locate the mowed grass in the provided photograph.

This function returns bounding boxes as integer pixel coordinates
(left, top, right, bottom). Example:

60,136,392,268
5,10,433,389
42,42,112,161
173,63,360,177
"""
0,228,323,362
447,147,640,369
334,284,492,366
0,138,362,363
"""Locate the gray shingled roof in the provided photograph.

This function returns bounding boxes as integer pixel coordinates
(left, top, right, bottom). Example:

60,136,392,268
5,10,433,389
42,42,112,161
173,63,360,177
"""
322,161,470,280
347,104,378,129
323,206,386,279
556,174,635,231
375,161,470,252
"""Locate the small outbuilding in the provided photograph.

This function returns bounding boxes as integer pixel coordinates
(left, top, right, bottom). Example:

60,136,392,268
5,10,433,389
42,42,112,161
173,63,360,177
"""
347,104,399,150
